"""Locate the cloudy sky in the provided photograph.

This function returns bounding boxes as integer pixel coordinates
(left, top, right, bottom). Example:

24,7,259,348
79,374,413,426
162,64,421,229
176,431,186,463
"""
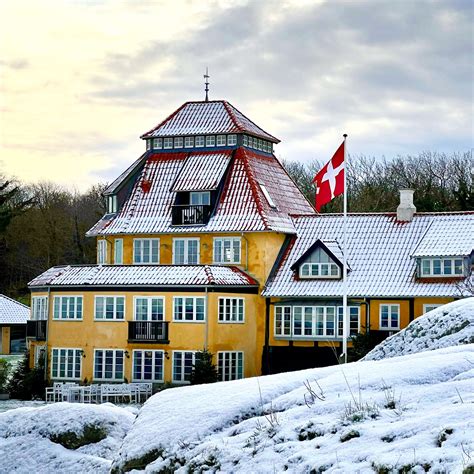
0,0,472,190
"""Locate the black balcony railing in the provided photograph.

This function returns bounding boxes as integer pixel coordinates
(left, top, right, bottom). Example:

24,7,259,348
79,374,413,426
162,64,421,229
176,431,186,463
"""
128,321,169,343
26,320,47,341
171,204,212,226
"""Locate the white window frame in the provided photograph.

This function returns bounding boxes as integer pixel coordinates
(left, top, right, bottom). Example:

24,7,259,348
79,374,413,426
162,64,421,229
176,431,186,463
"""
184,136,194,148
173,297,206,322
107,195,117,214
172,350,197,384
218,297,245,323
53,296,83,320
32,296,48,320
97,239,107,264
227,134,237,146
34,345,46,366
423,303,442,314
337,306,361,337
190,191,210,206
379,304,400,330
216,135,226,146
174,137,183,148
172,238,200,264
146,139,151,151
133,296,165,321
132,349,164,383
195,136,204,147
51,347,82,380
163,137,173,149
94,296,125,321
299,262,340,279
218,351,244,381
243,135,249,147
152,138,162,149
114,238,123,265
420,257,465,277
205,135,215,147
93,349,125,381
274,306,292,336
133,238,160,264
292,306,337,337
213,237,241,264
258,181,277,209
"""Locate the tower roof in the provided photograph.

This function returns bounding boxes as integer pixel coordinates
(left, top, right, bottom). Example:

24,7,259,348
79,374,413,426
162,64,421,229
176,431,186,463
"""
140,100,280,143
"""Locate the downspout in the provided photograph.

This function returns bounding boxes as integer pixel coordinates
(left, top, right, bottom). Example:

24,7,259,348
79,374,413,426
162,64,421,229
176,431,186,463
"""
44,286,51,381
263,298,271,375
204,286,209,350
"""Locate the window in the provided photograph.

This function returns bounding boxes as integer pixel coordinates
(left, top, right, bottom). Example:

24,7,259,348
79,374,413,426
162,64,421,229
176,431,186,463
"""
216,135,226,146
152,138,162,149
114,239,123,264
195,136,204,147
95,296,125,320
97,239,107,264
337,307,360,336
420,258,465,277
243,135,249,146
257,139,263,151
300,262,340,278
248,136,254,148
133,350,164,382
146,140,151,151
51,348,82,380
163,137,173,149
423,304,442,314
227,134,237,146
134,297,164,321
218,351,244,381
190,191,210,206
94,349,124,381
53,296,83,320
107,195,117,214
173,238,200,264
218,297,244,323
172,351,196,383
133,239,160,264
205,135,215,147
32,296,48,320
185,136,194,148
380,304,400,330
275,306,291,336
173,297,205,322
293,306,336,337
174,137,183,148
258,182,277,209
34,345,46,366
213,237,241,263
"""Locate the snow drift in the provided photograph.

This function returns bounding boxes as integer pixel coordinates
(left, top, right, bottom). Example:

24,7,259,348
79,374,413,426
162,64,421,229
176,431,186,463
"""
364,298,474,361
0,402,135,473
112,345,474,473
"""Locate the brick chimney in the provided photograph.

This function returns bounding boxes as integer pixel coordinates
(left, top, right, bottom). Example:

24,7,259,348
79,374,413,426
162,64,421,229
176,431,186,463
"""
397,189,416,222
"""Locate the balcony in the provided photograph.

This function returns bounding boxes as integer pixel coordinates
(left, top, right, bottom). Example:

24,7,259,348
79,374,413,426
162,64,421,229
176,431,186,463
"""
171,204,211,226
26,320,47,341
128,321,169,343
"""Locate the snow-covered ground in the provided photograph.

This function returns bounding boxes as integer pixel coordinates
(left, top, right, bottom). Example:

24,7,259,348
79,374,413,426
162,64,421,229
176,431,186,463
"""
364,298,474,361
0,403,135,473
113,344,474,473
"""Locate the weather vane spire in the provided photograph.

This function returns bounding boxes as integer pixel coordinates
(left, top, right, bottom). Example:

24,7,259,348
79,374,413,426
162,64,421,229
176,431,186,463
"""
204,67,210,102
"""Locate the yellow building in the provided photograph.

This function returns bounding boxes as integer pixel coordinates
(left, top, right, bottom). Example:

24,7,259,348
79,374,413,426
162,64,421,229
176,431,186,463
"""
27,99,473,383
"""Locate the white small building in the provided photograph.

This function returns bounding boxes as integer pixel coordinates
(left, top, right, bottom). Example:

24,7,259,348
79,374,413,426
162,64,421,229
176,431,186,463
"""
0,294,30,355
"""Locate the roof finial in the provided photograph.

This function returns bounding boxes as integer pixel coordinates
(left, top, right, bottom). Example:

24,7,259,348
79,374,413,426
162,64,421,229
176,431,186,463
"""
204,67,210,102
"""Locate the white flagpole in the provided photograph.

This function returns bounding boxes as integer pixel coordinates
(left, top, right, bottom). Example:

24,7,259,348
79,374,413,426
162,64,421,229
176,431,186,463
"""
342,133,348,364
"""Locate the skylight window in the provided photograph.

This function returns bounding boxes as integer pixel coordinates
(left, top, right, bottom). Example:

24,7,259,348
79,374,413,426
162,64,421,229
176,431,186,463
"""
258,181,277,209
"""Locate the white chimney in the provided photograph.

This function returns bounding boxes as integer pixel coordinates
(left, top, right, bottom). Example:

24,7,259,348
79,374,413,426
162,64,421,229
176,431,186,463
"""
397,189,416,222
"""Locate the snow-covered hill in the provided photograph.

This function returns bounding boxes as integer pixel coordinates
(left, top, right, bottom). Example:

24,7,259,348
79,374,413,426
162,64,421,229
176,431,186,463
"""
364,298,474,361
113,345,474,473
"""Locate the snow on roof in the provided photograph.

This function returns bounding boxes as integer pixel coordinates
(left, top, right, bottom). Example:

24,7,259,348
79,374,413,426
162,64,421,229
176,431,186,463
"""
87,148,314,236
140,100,280,143
364,298,474,361
0,294,29,324
28,265,259,288
104,153,148,195
264,213,474,298
411,213,474,257
171,151,231,192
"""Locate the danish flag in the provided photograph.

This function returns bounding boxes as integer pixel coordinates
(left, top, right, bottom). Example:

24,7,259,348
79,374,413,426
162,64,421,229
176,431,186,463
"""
313,141,345,212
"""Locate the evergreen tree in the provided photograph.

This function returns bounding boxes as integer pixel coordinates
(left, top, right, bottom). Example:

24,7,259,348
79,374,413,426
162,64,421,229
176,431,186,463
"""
7,351,46,400
190,349,219,385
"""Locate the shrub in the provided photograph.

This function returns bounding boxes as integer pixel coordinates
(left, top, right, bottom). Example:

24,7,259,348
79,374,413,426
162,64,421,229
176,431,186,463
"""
190,349,219,385
7,351,47,400
348,327,380,361
0,359,10,393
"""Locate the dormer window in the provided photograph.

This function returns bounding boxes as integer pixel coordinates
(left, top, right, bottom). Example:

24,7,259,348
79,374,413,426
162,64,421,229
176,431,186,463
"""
420,257,465,277
164,138,173,149
107,195,117,214
300,262,340,278
190,191,210,206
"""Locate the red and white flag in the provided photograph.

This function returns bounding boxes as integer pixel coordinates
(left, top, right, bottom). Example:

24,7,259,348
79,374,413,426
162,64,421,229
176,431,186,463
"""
313,141,345,211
